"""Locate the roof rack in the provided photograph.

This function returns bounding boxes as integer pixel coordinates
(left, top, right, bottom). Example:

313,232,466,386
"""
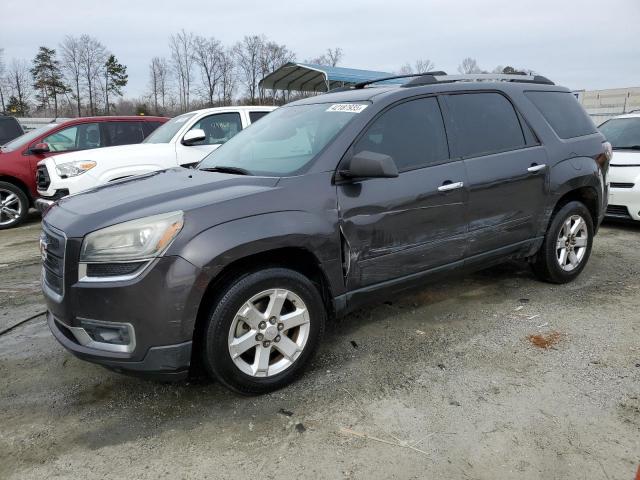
348,72,554,90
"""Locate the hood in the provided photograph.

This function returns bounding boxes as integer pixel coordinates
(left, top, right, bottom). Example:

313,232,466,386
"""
44,167,280,237
610,149,640,166
48,143,175,164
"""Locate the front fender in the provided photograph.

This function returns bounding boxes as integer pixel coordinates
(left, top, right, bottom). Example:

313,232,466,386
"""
176,210,344,294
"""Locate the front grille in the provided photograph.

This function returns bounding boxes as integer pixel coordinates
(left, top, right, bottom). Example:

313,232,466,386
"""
41,225,66,297
610,182,635,189
606,204,632,219
36,165,51,190
86,262,145,277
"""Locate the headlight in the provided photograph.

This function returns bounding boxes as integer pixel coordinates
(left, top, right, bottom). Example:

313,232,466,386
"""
56,160,97,177
80,211,184,262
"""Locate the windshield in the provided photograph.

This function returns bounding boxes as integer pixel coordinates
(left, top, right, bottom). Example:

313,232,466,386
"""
198,102,366,176
0,124,58,152
599,117,640,149
143,113,195,144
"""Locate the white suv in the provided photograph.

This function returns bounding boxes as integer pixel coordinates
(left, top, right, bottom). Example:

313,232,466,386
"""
599,112,640,221
36,106,276,209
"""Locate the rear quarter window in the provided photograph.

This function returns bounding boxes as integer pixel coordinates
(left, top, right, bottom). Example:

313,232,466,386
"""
525,91,596,139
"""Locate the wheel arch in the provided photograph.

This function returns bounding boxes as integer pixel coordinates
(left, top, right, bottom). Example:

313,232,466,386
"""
0,175,33,206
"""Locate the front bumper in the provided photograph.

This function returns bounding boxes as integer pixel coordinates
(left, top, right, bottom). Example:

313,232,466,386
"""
48,312,192,380
607,166,640,221
42,242,209,379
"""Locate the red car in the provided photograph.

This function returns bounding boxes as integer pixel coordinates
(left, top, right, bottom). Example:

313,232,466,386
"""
0,116,168,229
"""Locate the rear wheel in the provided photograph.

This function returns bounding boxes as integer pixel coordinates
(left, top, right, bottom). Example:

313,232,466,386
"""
0,182,29,230
531,201,594,283
201,268,325,395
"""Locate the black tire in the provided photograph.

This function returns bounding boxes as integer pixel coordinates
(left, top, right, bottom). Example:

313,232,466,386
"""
201,268,326,395
531,201,594,284
0,181,29,230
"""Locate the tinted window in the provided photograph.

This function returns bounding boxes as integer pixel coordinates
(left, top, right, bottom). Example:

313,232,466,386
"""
0,117,23,144
525,91,596,139
249,111,270,123
142,121,163,137
598,117,640,149
446,93,525,158
103,121,145,146
42,123,102,152
189,113,242,145
352,97,449,172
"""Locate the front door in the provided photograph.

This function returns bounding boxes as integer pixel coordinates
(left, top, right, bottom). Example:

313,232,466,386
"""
338,96,468,290
175,112,244,166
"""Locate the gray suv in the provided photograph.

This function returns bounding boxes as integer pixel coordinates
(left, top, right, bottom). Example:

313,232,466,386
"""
41,73,610,394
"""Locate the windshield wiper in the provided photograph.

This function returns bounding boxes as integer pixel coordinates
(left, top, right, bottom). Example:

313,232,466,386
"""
200,166,251,175
613,145,640,150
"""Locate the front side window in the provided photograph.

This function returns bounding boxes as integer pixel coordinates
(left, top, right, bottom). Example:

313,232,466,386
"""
103,121,145,146
598,117,640,150
352,97,449,172
446,92,526,158
189,113,242,145
42,123,102,152
1,124,58,152
143,113,195,144
199,103,362,176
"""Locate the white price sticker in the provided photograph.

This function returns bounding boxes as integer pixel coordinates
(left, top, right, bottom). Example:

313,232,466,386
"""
326,103,368,113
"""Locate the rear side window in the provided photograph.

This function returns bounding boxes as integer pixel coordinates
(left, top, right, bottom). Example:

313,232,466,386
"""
352,97,449,172
525,91,596,139
249,111,270,123
103,121,145,146
142,121,163,137
446,93,526,158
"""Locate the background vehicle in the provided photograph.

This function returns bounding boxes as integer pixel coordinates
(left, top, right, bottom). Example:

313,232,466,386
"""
0,116,24,145
0,115,167,229
36,106,276,205
599,112,640,221
41,73,609,394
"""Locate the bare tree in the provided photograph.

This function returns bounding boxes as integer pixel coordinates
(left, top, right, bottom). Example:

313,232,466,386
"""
398,58,435,75
259,41,295,103
458,57,483,74
234,35,265,104
169,30,195,112
192,35,223,107
0,48,6,113
309,47,343,67
148,57,170,113
60,35,84,116
218,48,235,106
7,58,32,113
78,35,107,115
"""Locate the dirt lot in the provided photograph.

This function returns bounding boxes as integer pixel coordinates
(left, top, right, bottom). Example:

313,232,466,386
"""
0,215,638,479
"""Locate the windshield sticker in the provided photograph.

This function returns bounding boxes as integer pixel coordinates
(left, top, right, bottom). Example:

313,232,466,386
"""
326,103,368,113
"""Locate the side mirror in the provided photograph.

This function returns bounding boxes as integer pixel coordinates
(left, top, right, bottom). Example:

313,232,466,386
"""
30,142,50,154
182,129,206,146
340,151,399,180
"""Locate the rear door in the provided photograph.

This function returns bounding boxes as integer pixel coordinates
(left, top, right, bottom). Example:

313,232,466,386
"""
442,92,548,259
175,112,243,166
337,96,468,290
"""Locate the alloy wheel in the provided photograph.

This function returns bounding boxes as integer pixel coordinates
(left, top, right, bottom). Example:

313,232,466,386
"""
0,188,23,227
556,214,589,272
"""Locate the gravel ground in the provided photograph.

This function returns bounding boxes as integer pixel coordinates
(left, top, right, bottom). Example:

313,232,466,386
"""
0,216,638,479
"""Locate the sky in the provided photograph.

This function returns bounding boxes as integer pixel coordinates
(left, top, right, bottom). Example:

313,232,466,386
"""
2,0,639,98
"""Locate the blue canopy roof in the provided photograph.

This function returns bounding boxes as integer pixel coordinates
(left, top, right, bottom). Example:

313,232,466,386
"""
259,62,394,93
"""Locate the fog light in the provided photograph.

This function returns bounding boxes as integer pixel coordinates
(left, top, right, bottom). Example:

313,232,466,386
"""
80,319,131,345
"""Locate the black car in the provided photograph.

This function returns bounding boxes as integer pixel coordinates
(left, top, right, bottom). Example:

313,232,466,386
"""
0,116,24,145
41,73,610,394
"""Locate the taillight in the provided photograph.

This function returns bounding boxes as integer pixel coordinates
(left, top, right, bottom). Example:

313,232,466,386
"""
595,141,612,170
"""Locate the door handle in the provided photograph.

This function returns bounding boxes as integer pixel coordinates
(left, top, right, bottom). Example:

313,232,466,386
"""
438,181,464,192
527,163,547,173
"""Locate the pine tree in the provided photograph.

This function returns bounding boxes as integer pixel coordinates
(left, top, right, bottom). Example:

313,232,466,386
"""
6,95,29,115
104,55,128,114
31,47,69,117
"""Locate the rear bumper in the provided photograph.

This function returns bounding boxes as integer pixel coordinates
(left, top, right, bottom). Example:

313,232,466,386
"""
48,312,192,380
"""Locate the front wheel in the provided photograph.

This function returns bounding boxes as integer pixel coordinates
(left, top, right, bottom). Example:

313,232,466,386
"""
201,268,326,395
531,201,594,284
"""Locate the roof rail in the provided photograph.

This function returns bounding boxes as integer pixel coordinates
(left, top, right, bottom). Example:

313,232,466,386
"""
403,73,554,87
352,71,448,89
